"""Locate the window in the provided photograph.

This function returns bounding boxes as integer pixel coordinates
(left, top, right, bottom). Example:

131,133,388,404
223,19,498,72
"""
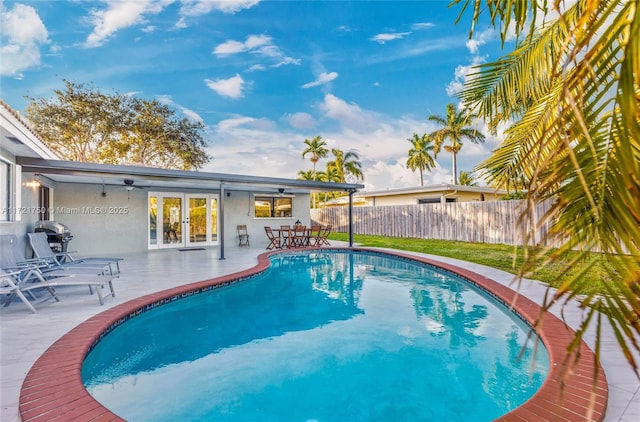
0,160,9,221
39,185,51,220
254,196,292,218
418,197,457,204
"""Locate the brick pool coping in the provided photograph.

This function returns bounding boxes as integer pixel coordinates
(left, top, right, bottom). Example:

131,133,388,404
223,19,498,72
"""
19,247,608,421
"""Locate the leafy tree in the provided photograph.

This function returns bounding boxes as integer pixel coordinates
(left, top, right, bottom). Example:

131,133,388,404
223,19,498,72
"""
458,171,478,187
455,0,640,377
327,148,364,183
25,80,209,170
406,133,436,186
428,103,485,184
302,136,329,179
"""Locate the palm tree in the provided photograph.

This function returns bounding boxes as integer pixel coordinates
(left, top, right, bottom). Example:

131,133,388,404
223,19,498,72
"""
406,133,436,186
455,0,640,377
298,169,321,208
297,170,316,181
457,171,477,187
302,136,329,179
428,103,485,184
327,148,364,183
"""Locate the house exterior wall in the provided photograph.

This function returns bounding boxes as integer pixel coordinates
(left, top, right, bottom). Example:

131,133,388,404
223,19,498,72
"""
11,180,312,256
363,190,502,206
225,192,311,248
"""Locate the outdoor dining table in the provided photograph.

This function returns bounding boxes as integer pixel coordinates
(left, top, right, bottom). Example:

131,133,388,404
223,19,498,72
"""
272,226,310,248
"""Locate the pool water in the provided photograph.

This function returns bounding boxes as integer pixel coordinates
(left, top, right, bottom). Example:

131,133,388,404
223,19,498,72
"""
83,250,548,421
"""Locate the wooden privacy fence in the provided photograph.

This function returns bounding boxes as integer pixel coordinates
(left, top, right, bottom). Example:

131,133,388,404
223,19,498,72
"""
311,199,555,246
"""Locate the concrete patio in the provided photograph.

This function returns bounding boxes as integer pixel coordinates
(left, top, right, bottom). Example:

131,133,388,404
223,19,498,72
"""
1,241,638,421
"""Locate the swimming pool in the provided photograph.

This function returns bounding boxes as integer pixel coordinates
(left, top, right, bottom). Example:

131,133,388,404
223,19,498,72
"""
82,250,548,421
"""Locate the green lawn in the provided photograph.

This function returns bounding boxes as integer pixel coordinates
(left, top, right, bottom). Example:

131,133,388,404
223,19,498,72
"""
328,232,613,294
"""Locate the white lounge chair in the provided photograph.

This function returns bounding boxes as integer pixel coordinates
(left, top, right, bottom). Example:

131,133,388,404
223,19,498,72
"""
1,266,117,312
27,232,123,275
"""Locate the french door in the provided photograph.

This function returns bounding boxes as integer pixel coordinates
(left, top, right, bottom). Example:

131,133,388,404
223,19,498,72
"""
148,193,218,249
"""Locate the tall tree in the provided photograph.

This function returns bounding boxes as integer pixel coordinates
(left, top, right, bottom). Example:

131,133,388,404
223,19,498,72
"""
301,136,329,179
406,133,436,186
25,80,209,170
428,103,485,184
456,0,640,376
327,148,364,183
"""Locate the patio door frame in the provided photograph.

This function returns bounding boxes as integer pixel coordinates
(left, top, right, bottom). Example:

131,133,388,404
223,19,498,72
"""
148,192,219,250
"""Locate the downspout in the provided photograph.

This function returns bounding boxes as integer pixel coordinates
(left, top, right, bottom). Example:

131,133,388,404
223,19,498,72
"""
219,183,225,260
348,189,355,247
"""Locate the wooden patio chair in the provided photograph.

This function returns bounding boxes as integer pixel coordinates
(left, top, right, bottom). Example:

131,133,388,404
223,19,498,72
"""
317,225,332,246
237,225,250,247
290,225,307,248
307,225,322,246
264,227,282,250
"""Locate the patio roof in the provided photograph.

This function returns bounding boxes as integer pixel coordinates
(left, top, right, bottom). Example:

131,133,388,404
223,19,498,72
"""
16,157,364,195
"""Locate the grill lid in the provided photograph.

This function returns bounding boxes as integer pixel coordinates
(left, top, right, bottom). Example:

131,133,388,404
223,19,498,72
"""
35,220,70,234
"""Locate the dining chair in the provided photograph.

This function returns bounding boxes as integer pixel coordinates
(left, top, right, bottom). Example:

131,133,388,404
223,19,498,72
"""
264,227,282,250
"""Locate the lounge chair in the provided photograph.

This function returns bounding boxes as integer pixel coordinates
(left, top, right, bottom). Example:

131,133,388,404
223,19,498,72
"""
1,234,107,278
0,269,54,313
27,232,123,275
1,266,117,312
237,225,250,246
264,227,282,250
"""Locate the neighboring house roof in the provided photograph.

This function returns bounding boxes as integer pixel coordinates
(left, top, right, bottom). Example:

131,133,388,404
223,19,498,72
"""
357,184,508,198
0,99,59,160
321,196,368,207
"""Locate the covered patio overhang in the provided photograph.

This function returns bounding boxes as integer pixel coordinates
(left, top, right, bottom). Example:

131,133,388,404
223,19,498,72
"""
16,157,364,258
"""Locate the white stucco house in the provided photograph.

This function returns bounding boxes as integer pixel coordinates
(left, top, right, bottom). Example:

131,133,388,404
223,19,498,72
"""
0,100,363,258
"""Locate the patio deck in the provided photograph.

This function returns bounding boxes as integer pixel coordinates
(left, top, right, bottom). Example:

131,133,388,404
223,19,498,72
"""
1,241,638,421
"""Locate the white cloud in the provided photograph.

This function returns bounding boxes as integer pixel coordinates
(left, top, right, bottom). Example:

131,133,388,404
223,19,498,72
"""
214,34,272,55
301,71,338,89
179,0,260,17
412,22,434,30
204,74,246,99
465,28,495,54
318,93,379,132
84,0,170,48
446,55,486,97
213,34,300,69
370,32,411,44
0,2,49,77
282,112,317,130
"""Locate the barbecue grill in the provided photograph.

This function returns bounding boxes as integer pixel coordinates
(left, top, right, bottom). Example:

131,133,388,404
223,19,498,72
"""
34,220,73,253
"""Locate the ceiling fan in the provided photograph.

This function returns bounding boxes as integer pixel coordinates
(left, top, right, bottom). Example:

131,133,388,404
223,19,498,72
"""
123,179,150,191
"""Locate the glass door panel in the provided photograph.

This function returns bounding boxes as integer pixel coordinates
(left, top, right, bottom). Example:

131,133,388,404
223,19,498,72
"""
210,197,218,242
149,196,158,246
187,196,207,246
162,196,183,246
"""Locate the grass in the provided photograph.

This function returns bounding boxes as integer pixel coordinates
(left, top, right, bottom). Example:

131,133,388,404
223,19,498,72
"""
328,232,614,294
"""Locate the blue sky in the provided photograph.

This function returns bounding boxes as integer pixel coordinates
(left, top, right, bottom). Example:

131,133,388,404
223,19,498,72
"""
1,0,510,190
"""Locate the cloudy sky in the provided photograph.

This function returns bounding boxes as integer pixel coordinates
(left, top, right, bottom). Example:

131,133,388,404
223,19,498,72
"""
0,0,510,190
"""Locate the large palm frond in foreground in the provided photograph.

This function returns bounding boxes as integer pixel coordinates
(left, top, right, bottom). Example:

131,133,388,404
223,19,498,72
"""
455,0,640,381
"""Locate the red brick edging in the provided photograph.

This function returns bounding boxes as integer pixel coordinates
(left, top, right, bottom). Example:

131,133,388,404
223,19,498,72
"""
19,247,608,421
